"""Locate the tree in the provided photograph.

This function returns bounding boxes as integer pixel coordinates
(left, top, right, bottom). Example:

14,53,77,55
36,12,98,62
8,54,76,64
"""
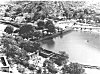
59,51,69,61
4,25,14,34
32,12,41,21
62,63,85,74
17,64,25,73
4,12,10,17
32,11,46,21
19,41,40,53
37,20,45,29
15,36,23,43
84,9,89,15
15,7,22,14
1,35,26,59
1,36,17,49
12,5,22,15
78,12,85,20
37,5,42,12
68,11,73,19
19,24,35,39
47,64,58,74
45,19,56,34
33,30,42,39
0,33,28,64
32,42,41,50
47,24,56,34
73,11,78,19
50,51,69,66
5,44,20,58
45,19,53,28
43,59,58,73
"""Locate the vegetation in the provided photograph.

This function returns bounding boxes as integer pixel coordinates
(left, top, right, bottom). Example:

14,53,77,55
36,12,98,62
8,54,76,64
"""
4,25,14,34
3,1,98,26
1,1,99,26
62,63,85,74
0,29,85,74
19,24,35,39
50,51,69,66
1,1,98,74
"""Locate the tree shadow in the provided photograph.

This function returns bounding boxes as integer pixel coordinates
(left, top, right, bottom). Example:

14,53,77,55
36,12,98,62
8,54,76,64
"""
41,39,55,49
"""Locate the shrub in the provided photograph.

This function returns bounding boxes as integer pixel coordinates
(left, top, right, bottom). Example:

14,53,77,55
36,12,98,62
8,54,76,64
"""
4,25,14,34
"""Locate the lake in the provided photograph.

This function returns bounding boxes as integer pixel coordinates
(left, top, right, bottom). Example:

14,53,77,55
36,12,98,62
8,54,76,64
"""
41,31,100,66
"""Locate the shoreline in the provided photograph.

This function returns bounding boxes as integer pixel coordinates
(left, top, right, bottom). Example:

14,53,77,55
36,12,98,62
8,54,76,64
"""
73,28,100,34
36,27,73,42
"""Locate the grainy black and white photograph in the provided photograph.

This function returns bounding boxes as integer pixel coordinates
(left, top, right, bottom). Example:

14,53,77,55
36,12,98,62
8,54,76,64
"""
0,0,100,74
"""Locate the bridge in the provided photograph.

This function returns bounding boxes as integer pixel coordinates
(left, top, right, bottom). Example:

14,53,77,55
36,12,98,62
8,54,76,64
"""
80,64,100,70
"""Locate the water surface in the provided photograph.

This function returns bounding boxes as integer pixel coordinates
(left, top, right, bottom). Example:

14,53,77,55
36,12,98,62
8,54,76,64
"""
41,31,100,66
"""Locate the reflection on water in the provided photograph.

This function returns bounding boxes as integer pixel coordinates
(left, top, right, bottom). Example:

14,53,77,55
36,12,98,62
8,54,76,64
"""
41,39,55,49
41,31,100,66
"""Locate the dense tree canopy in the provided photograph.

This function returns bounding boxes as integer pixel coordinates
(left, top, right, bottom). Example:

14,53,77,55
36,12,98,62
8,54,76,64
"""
45,19,56,33
19,24,35,39
1,34,27,61
37,20,45,29
4,25,14,34
19,41,41,53
43,59,58,73
62,63,85,74
50,51,69,66
0,1,93,73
